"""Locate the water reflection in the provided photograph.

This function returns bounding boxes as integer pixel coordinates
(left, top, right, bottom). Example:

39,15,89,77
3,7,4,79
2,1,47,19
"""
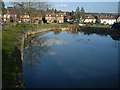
78,27,120,41
23,29,119,88
24,35,68,69
33,37,68,47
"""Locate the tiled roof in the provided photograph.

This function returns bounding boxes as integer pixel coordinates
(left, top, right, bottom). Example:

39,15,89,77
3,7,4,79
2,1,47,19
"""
98,14,116,19
85,14,95,19
85,14,117,19
46,13,66,17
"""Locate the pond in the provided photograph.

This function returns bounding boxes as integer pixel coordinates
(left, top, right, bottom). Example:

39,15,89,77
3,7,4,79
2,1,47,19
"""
23,30,119,88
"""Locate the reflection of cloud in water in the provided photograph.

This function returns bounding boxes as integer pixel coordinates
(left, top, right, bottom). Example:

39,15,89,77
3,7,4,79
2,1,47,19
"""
34,37,68,47
47,51,56,55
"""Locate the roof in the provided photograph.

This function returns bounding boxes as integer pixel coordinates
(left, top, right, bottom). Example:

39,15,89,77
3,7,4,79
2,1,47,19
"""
85,14,117,19
85,14,95,19
20,15,30,19
46,13,66,17
98,14,116,19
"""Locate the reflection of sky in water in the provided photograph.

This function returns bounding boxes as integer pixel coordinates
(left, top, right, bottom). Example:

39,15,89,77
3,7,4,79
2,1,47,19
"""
33,37,68,47
23,32,119,88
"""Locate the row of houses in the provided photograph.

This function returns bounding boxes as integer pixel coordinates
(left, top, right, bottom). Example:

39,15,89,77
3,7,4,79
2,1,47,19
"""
1,13,120,25
0,6,120,25
84,14,119,25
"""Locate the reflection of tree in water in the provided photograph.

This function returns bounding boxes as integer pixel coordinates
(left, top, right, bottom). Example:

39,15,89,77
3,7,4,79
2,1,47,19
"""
24,35,67,69
68,30,79,39
24,36,50,70
110,29,120,41
53,29,61,35
78,27,120,40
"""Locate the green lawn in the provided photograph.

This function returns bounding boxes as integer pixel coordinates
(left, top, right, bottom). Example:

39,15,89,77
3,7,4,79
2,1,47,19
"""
89,25,111,28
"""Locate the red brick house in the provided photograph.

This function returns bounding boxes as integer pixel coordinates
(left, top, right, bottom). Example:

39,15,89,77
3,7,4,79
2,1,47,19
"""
45,13,66,23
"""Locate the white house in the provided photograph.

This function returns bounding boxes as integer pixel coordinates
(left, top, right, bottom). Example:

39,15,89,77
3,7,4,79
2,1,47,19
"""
117,16,120,22
84,14,117,25
99,14,117,25
84,14,96,23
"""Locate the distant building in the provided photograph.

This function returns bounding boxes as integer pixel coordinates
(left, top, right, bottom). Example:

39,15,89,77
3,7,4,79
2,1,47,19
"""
99,14,117,25
45,13,66,23
84,14,117,25
20,15,30,23
117,15,120,22
33,17,42,24
84,14,96,23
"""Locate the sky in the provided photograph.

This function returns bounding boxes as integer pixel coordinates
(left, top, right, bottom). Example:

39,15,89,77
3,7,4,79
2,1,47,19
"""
50,2,118,13
3,0,119,13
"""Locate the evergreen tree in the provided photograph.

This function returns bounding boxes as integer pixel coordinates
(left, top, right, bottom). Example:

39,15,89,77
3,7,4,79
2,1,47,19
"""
76,7,80,13
75,6,81,23
54,9,57,13
94,16,101,24
80,7,85,23
1,1,6,15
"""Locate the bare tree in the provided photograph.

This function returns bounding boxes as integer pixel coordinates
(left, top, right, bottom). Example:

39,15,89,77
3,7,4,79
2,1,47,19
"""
10,1,50,24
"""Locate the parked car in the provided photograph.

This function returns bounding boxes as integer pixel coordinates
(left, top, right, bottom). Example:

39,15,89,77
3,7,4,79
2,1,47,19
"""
111,22,120,29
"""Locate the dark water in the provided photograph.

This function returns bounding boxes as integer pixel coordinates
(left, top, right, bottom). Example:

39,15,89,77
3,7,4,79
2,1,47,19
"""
23,31,119,88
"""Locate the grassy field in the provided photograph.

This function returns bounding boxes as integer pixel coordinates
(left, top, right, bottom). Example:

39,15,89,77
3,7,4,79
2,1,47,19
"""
85,25,111,28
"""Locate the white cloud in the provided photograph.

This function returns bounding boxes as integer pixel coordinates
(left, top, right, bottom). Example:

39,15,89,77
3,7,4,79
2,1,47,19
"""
55,4,68,8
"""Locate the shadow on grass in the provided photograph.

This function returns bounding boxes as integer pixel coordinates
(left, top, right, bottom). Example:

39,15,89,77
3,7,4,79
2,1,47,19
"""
2,47,24,88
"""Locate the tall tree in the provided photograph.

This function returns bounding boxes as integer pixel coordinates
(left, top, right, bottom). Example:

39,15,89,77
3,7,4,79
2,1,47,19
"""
94,16,101,24
76,7,80,13
10,1,50,24
0,1,6,15
80,7,85,23
75,6,81,23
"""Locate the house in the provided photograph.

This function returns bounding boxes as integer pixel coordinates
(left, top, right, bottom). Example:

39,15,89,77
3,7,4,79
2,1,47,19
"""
117,16,120,22
84,14,117,25
99,14,117,25
20,15,30,23
84,14,96,23
45,13,66,23
33,17,42,24
67,16,74,23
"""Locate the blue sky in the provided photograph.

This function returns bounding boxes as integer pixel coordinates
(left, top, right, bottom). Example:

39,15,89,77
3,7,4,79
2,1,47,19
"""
4,1,119,13
50,2,118,13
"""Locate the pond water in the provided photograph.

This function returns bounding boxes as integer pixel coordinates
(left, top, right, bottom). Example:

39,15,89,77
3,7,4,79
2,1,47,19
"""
23,31,119,88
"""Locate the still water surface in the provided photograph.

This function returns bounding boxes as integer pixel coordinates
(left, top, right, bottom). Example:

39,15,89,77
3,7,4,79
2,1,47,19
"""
23,31,118,88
